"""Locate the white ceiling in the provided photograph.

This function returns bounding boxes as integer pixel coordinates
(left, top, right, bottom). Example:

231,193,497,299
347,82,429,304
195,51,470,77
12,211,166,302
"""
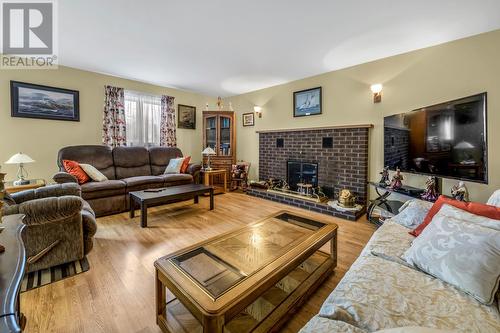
59,0,500,97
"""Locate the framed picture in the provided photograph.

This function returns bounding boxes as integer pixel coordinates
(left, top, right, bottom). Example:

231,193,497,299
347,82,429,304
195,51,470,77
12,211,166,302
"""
242,112,255,127
10,81,79,121
178,104,196,129
293,86,322,117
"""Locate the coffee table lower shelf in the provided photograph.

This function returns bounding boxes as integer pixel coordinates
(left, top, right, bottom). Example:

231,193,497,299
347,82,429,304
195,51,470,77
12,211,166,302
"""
157,250,333,333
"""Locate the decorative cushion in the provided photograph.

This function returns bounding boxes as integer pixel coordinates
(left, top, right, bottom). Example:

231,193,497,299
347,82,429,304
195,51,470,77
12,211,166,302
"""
164,157,184,174
391,199,433,229
403,204,500,305
80,164,108,182
63,160,90,184
487,189,500,207
410,195,500,237
180,156,191,173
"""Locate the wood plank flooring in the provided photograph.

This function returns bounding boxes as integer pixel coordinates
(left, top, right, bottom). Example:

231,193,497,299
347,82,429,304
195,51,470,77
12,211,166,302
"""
20,192,376,333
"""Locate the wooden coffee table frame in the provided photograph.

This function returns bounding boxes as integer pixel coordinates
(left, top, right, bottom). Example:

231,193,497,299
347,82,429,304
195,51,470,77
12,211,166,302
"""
154,210,337,333
130,184,214,228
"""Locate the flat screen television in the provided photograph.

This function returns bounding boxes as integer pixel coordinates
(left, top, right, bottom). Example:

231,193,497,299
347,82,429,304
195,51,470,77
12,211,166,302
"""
384,93,487,183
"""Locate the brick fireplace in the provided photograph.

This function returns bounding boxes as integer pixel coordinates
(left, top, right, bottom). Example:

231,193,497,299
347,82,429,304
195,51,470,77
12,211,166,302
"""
247,125,371,220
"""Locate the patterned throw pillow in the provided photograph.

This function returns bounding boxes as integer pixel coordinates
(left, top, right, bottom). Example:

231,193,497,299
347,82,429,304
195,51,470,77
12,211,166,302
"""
80,164,108,182
63,160,90,184
403,204,500,304
164,157,184,174
179,156,191,173
390,199,433,229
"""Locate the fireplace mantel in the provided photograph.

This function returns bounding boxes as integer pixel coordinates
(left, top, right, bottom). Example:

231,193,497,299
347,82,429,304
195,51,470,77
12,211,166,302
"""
256,124,373,134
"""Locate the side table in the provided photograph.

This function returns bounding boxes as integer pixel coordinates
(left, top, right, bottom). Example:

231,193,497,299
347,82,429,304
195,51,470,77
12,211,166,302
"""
5,179,46,194
200,169,227,195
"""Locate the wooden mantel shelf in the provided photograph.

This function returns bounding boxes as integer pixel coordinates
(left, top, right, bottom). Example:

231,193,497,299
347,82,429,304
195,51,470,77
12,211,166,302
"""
256,124,374,133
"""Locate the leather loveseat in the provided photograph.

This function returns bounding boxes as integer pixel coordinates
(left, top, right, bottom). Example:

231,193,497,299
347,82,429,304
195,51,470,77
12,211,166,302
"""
53,145,201,217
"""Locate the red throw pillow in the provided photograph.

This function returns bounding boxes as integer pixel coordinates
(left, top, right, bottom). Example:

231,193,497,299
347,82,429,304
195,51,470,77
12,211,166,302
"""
180,156,191,173
410,195,500,237
63,160,90,184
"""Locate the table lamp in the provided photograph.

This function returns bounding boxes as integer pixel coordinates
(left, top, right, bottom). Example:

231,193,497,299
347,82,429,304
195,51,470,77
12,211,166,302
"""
5,152,35,185
202,147,216,171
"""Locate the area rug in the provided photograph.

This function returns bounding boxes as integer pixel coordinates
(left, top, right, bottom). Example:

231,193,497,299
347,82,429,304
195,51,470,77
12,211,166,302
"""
20,257,90,292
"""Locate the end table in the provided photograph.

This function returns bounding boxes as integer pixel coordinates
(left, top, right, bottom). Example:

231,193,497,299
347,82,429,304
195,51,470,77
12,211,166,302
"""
200,169,227,194
5,179,46,194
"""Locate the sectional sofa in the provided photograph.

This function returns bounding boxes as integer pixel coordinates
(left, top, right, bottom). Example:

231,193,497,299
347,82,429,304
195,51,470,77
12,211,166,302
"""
53,145,201,216
300,198,500,333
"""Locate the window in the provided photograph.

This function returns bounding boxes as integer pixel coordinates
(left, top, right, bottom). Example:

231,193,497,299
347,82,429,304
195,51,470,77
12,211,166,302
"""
124,91,161,147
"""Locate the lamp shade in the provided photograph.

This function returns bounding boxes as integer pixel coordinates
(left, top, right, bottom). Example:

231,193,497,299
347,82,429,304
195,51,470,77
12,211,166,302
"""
202,147,216,155
454,141,475,149
5,153,35,164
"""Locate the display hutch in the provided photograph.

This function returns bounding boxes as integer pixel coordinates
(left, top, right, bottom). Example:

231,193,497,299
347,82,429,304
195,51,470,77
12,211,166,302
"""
202,111,236,177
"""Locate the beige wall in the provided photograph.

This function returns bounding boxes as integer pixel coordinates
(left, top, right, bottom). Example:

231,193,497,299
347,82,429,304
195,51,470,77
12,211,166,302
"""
227,29,500,203
0,65,214,182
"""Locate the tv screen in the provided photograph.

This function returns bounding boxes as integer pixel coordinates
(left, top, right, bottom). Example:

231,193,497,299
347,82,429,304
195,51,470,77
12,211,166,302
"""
384,93,487,183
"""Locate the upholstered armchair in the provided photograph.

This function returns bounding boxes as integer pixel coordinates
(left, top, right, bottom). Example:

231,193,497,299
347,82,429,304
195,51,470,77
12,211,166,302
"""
1,183,97,273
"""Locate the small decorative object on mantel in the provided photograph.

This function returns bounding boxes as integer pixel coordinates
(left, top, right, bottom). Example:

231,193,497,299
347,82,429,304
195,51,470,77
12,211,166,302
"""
421,176,439,202
388,167,403,190
338,189,356,208
451,181,469,202
378,166,390,186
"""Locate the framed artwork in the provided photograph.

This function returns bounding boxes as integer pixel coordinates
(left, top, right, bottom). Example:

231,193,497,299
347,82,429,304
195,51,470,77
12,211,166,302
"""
10,81,79,121
293,86,322,117
242,112,255,127
178,104,196,129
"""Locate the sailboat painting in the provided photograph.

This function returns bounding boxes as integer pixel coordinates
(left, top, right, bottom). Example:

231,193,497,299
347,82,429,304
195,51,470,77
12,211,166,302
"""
11,81,80,121
293,87,322,117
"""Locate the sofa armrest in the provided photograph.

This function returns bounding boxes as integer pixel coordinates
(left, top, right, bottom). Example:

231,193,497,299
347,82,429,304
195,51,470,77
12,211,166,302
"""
53,171,78,184
10,183,81,204
186,163,202,176
14,196,83,225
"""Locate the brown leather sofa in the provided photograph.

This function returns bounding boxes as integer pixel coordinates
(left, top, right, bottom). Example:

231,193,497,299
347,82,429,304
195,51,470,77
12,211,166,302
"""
53,145,201,217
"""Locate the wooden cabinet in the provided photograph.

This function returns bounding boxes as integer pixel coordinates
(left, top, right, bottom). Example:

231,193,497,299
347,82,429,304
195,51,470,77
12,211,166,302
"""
202,111,236,175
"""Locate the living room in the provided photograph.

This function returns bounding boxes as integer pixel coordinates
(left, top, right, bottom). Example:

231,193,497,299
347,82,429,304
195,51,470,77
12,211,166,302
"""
0,1,499,333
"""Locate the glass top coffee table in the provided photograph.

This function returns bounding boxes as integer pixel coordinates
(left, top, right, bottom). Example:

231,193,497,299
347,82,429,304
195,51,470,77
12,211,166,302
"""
154,210,338,333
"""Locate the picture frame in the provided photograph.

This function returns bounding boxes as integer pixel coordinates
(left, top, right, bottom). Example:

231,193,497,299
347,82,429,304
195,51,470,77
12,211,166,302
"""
242,112,255,127
293,86,322,117
10,81,80,122
178,104,196,129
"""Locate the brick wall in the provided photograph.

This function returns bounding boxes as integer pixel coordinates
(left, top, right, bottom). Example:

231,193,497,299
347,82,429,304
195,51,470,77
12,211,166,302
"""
384,127,410,169
259,127,370,205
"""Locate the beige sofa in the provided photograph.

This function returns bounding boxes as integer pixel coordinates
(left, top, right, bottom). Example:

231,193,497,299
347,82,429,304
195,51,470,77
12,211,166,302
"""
300,204,500,332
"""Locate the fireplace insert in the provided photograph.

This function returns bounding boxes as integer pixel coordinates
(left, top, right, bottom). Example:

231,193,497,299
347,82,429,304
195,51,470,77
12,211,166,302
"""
287,161,318,190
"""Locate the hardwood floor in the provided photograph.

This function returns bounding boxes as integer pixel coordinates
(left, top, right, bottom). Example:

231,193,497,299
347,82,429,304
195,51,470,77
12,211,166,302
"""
21,192,376,333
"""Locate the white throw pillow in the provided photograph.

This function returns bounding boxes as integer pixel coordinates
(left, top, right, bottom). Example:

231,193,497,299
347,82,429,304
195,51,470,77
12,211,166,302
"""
487,189,500,207
79,164,108,182
164,157,184,174
390,199,433,228
402,206,500,304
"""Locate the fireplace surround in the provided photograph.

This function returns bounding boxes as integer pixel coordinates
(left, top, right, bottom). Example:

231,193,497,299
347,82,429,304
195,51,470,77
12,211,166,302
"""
247,125,372,220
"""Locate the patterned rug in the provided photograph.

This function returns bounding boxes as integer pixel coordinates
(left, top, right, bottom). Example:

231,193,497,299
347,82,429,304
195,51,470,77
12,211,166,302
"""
21,257,90,292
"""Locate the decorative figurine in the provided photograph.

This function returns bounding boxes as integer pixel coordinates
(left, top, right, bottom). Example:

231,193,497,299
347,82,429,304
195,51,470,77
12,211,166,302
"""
421,176,439,202
451,181,469,202
379,166,390,186
216,96,224,110
338,189,356,208
389,168,403,190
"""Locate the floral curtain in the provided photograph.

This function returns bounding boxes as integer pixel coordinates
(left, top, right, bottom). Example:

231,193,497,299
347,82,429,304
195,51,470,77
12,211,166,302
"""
160,95,176,147
102,85,127,147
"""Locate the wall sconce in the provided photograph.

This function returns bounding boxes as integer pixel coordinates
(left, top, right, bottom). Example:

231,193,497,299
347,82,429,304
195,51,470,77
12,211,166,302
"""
254,106,262,118
370,84,383,103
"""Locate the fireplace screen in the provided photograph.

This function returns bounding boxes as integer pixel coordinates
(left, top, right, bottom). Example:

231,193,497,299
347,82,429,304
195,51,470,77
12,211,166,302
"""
287,161,318,190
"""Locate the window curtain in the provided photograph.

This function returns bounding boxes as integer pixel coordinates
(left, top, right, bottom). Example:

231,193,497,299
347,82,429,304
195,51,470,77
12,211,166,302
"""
125,91,162,147
160,95,176,147
102,85,127,147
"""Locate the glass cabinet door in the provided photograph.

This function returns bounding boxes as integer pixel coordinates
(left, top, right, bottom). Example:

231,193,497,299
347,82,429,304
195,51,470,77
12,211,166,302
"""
219,115,232,156
205,116,217,150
